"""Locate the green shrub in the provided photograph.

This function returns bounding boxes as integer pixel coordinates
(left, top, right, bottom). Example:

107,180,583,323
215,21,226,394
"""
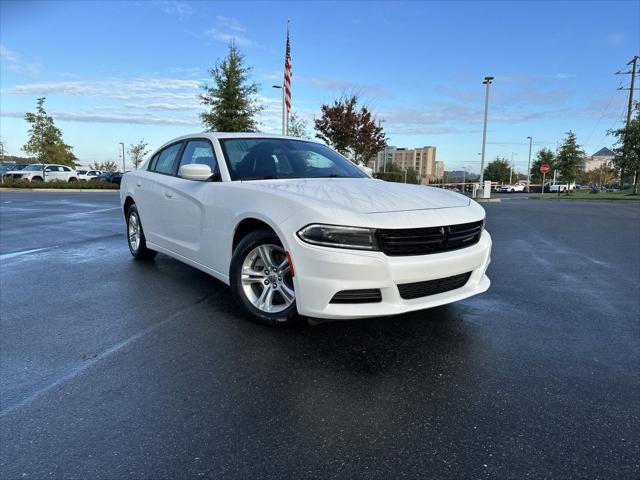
0,178,119,189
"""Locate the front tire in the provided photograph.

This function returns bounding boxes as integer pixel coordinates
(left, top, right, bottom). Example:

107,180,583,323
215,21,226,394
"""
230,229,298,326
126,204,156,260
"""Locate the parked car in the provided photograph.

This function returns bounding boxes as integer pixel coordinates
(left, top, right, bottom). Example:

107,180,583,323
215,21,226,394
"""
549,182,576,193
3,164,78,182
1,163,28,179
496,184,526,193
92,172,123,185
120,133,492,326
77,169,102,181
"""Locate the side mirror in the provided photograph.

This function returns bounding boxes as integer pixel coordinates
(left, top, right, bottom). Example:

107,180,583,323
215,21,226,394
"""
179,163,213,181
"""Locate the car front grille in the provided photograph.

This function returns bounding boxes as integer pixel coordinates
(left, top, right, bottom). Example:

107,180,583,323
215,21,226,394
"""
330,289,382,304
397,272,472,300
377,220,483,256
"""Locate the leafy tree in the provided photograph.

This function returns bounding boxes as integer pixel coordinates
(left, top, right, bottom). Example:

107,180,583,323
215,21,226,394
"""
314,94,387,164
610,101,640,194
555,130,585,195
287,111,309,139
405,167,419,185
23,97,77,167
483,157,511,184
200,41,262,132
529,148,556,183
128,139,150,169
89,161,118,172
578,163,618,187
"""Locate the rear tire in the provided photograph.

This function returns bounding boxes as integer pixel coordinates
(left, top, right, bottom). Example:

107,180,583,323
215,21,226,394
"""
126,204,157,260
230,229,299,326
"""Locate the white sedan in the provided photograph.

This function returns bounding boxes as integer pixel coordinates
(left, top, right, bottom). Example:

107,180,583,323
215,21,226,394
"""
120,133,491,326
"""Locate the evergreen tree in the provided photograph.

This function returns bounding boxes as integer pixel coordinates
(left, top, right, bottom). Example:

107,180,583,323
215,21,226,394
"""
200,41,262,132
610,101,640,194
556,131,585,195
483,157,511,184
530,148,556,183
23,97,77,167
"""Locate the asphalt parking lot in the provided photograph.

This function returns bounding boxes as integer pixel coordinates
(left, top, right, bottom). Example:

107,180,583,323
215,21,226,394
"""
1,191,639,479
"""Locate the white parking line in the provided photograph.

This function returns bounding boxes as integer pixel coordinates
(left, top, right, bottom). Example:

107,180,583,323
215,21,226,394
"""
77,207,121,215
0,247,54,261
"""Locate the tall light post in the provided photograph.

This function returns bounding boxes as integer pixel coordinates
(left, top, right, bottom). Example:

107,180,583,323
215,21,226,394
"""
526,136,533,192
119,142,125,173
479,76,494,190
510,152,517,184
272,84,285,135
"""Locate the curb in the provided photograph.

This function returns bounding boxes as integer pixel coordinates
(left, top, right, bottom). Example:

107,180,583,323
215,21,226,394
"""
0,188,119,193
476,198,501,203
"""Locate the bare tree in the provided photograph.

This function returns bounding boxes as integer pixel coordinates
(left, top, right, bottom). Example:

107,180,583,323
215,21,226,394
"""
128,139,150,169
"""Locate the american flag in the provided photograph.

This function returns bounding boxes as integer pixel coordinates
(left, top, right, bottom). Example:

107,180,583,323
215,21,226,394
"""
284,27,292,113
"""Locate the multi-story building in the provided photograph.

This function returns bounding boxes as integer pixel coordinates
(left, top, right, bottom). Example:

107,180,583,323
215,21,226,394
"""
584,147,615,172
368,146,439,183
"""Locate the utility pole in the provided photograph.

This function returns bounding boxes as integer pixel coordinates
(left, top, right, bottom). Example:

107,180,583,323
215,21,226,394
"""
510,152,517,184
526,136,533,192
616,55,638,192
119,142,125,173
479,76,494,191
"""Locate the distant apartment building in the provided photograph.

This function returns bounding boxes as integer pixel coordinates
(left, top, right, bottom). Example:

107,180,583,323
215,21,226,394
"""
584,147,615,172
368,146,439,183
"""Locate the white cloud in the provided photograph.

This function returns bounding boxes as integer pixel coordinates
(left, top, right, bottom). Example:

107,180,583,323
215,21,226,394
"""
216,15,247,33
0,45,41,76
2,78,201,101
204,16,256,47
1,109,200,127
152,1,193,21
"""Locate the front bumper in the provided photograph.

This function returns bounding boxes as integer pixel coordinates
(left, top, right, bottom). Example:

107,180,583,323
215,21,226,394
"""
289,230,492,319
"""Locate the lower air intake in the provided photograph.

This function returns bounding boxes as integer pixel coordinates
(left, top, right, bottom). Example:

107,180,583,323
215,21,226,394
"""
397,272,472,300
330,289,382,304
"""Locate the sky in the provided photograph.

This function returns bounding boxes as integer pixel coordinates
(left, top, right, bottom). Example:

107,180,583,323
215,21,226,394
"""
1,0,638,172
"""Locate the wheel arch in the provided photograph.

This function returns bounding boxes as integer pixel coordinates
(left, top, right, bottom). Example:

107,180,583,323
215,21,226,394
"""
233,217,278,252
123,195,135,218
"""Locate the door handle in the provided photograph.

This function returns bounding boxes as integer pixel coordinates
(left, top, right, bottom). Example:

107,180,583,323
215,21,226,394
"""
136,181,142,187
164,191,173,199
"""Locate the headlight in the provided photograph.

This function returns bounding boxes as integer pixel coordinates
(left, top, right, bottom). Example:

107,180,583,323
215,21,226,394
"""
297,224,379,251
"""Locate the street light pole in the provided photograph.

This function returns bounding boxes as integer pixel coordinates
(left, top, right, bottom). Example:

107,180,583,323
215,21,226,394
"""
272,85,284,135
119,142,125,172
479,76,494,189
526,136,533,192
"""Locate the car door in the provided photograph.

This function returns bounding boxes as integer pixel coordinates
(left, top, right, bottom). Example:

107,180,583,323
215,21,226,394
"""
44,166,62,182
137,142,184,249
159,139,219,266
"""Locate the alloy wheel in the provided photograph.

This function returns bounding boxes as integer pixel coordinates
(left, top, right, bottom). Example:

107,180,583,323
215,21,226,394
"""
241,244,294,314
128,211,141,253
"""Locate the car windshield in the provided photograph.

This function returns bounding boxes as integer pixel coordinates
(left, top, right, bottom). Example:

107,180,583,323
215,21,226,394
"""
23,164,45,171
219,138,367,181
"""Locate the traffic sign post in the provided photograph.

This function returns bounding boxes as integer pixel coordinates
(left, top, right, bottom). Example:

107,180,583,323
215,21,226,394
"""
540,163,550,197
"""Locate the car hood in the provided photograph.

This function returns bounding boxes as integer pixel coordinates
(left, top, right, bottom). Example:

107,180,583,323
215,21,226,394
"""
239,178,470,214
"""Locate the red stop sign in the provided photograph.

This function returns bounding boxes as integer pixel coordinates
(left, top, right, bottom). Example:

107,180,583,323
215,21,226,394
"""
540,163,550,174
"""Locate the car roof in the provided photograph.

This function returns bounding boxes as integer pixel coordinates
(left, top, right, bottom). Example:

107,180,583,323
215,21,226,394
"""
158,132,322,148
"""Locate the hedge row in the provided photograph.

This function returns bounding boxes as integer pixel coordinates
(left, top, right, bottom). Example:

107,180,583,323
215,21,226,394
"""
0,179,119,189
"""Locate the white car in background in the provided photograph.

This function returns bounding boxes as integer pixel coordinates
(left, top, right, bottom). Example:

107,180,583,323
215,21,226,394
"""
77,169,102,181
120,133,491,326
4,164,78,182
496,183,526,193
